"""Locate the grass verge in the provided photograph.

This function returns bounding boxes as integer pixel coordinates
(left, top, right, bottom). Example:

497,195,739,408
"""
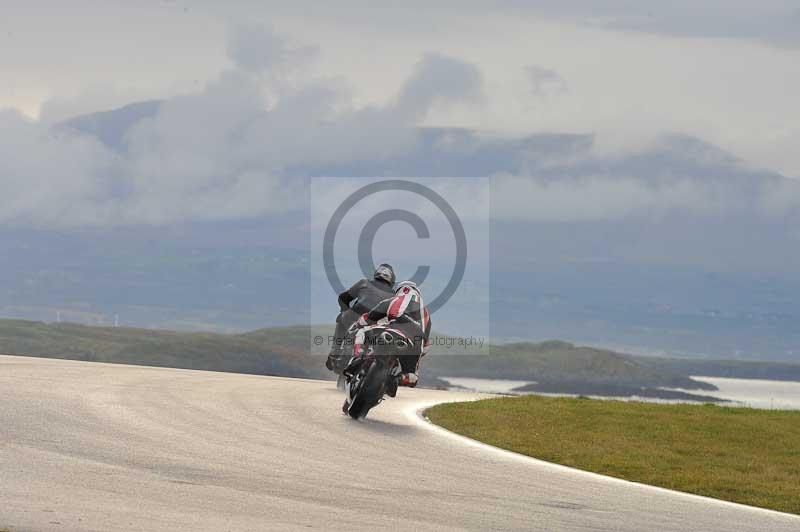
426,395,800,515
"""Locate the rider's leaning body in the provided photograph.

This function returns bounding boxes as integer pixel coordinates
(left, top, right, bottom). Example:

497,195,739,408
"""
351,280,431,388
326,264,396,369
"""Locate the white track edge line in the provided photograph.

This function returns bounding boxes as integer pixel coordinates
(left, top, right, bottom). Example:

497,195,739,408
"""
405,398,800,523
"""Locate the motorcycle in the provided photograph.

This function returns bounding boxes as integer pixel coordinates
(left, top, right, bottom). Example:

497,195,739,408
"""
341,327,404,419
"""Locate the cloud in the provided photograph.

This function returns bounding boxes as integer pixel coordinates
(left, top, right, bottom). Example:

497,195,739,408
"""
2,21,799,232
5,2,800,178
226,23,318,75
0,108,119,227
0,26,486,227
394,53,484,118
471,1,800,47
590,2,800,47
526,65,568,99
199,2,800,47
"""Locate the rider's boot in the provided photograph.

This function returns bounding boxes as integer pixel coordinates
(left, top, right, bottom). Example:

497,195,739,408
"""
326,338,346,371
325,352,337,371
398,372,419,388
342,345,365,378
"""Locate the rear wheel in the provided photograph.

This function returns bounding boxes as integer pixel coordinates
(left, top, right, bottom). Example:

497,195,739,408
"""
347,359,389,419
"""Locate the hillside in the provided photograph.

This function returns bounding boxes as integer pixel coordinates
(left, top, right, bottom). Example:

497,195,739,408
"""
424,340,714,390
0,320,327,380
0,319,717,394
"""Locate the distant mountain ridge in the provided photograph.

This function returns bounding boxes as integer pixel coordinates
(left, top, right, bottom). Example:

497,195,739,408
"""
59,100,162,151
57,100,779,185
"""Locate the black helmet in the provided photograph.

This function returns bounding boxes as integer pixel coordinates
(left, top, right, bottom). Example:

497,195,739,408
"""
374,263,396,286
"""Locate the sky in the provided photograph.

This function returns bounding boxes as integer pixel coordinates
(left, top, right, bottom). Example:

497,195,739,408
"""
0,2,799,261
1,2,799,354
1,1,799,175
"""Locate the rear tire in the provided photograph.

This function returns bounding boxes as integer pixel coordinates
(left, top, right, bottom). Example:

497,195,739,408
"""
348,359,389,419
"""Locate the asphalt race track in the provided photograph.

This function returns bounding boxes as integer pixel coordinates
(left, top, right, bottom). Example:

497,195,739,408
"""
1,355,798,531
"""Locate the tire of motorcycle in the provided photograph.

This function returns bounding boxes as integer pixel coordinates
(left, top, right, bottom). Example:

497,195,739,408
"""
348,359,389,420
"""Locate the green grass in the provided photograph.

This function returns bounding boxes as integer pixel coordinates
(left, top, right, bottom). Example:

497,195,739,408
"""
427,396,800,515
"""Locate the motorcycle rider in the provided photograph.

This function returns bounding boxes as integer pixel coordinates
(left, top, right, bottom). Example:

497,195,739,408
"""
325,263,396,371
349,280,431,394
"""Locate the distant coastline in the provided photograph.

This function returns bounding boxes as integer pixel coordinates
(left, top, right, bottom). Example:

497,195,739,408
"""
440,376,800,410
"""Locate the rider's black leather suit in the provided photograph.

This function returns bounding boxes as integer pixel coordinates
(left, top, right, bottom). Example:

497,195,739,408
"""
331,277,395,355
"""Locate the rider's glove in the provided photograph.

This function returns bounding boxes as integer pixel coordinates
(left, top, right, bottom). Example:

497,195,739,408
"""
356,313,370,327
